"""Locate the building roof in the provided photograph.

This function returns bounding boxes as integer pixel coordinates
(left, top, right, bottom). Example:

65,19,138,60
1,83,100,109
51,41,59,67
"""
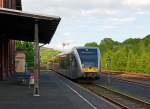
0,8,61,43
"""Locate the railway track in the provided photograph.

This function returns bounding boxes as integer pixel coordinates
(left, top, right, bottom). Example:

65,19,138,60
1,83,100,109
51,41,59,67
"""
80,83,150,109
112,77,150,88
98,73,150,103
102,73,150,88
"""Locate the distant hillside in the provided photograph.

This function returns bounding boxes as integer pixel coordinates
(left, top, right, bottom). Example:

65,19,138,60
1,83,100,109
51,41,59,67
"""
40,47,60,64
85,35,150,73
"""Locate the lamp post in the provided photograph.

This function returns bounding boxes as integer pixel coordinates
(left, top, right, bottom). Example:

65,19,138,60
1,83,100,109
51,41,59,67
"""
106,56,111,84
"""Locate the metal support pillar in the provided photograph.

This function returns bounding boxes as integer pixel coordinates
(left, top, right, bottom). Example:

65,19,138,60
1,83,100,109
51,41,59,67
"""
106,56,111,84
12,40,16,75
33,20,40,96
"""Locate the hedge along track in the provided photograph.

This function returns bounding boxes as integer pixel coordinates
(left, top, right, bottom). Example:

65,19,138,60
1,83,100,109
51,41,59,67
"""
80,84,150,109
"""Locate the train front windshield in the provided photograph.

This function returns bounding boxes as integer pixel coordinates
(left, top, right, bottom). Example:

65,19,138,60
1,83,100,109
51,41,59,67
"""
77,48,98,67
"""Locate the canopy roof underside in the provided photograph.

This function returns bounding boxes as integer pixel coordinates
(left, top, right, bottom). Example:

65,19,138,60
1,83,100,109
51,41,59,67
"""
0,8,61,43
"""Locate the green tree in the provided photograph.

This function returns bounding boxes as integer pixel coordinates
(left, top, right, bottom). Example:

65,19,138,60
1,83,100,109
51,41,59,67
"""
16,41,34,67
85,35,150,73
40,47,60,64
85,42,98,47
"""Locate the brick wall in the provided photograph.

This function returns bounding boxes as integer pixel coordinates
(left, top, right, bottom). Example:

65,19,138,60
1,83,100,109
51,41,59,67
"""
0,0,22,10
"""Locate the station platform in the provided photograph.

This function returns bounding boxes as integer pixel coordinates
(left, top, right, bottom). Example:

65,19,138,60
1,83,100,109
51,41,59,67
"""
0,71,117,109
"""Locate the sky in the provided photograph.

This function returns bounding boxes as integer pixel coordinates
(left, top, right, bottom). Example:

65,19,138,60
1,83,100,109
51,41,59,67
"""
22,0,150,50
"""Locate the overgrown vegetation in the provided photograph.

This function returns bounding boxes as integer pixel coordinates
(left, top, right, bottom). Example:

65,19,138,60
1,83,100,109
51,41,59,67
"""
16,41,34,68
85,35,150,73
16,41,60,67
40,47,60,64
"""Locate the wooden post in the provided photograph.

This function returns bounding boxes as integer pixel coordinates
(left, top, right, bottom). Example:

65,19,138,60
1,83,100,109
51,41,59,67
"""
33,20,40,96
0,41,1,79
2,40,6,80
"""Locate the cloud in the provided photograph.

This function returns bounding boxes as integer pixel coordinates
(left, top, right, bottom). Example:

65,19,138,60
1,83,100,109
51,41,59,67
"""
103,25,118,29
134,11,150,16
22,0,150,18
63,32,71,37
47,32,80,50
47,39,79,51
122,0,150,10
81,8,118,16
109,17,136,23
22,0,150,50
22,0,120,17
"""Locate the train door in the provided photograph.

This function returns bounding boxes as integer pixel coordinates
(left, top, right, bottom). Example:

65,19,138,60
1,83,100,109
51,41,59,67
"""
71,55,78,79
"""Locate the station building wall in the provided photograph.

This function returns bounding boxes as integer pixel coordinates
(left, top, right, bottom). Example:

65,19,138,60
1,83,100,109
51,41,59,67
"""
0,0,22,80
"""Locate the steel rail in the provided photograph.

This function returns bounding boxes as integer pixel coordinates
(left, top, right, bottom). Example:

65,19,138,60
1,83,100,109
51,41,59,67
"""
53,70,150,109
53,71,124,109
102,72,150,88
81,84,130,109
95,84,150,108
111,77,150,88
80,83,150,109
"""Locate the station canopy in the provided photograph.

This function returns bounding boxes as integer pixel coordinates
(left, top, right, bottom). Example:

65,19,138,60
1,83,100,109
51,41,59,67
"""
0,8,61,44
